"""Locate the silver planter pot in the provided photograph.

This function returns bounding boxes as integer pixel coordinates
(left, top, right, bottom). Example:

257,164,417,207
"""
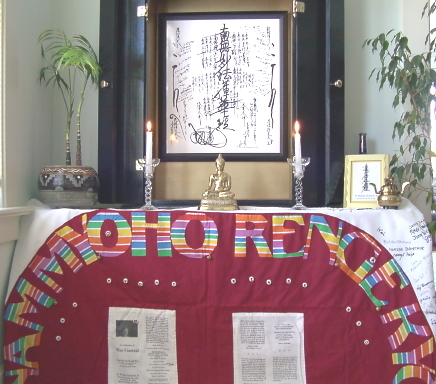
38,165,99,208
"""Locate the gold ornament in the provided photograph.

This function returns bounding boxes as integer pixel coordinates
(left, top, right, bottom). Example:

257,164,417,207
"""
198,154,239,211
370,173,409,209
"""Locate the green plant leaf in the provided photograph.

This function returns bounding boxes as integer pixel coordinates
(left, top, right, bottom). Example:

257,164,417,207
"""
364,16,436,208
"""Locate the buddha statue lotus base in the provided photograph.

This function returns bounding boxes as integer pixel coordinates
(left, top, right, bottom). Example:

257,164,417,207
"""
198,196,239,211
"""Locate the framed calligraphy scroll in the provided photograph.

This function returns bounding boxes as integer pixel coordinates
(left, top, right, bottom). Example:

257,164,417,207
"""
158,12,288,161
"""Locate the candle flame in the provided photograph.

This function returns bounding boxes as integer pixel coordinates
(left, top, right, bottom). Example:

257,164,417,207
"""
294,121,300,134
146,121,152,132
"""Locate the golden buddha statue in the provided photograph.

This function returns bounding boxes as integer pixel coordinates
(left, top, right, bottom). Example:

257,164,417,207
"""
199,154,239,210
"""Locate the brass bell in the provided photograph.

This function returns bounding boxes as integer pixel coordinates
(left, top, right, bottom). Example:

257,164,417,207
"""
369,173,409,209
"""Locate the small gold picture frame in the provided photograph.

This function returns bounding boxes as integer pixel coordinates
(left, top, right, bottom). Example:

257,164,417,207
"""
343,154,389,208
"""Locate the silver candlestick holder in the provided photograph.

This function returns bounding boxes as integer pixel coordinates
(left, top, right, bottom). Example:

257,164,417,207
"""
287,156,311,210
137,158,160,210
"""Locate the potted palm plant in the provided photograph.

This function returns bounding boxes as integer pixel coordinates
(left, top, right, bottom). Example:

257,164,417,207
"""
36,29,102,208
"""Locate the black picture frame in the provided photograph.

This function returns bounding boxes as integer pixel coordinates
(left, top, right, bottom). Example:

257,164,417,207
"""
98,0,345,207
158,11,288,162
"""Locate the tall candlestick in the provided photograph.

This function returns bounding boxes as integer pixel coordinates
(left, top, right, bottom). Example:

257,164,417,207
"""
294,121,302,174
145,121,153,173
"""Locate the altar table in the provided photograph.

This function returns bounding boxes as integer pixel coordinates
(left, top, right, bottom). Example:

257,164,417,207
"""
3,199,436,384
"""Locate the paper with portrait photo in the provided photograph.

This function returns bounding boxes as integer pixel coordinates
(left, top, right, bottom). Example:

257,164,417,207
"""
108,307,178,384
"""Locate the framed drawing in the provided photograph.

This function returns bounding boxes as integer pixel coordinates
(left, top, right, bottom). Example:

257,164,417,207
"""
158,11,288,161
343,154,389,208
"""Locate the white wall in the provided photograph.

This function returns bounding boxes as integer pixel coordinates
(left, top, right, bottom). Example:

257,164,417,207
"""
344,0,402,156
3,0,53,207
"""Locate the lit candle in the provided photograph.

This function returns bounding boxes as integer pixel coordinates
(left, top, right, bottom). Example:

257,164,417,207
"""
145,121,153,173
294,121,302,174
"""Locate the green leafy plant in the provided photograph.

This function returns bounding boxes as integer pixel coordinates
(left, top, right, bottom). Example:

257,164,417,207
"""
38,29,102,166
363,4,436,229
